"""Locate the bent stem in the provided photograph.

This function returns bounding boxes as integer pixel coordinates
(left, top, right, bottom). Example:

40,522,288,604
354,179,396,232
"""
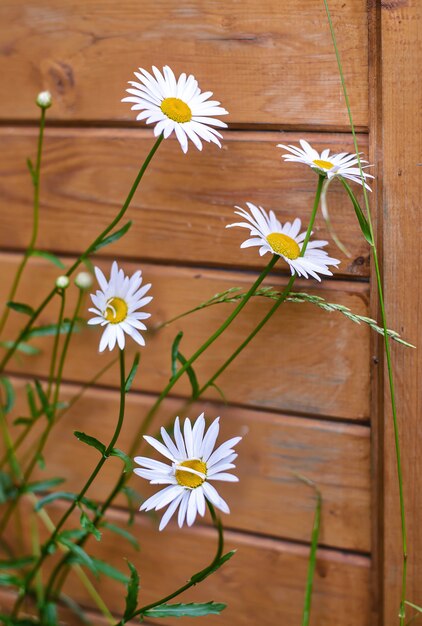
0,107,46,338
0,134,163,373
117,502,224,625
323,1,407,622
12,349,127,618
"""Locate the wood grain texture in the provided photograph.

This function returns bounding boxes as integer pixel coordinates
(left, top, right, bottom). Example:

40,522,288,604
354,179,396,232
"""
0,253,371,420
378,1,422,623
9,378,371,551
0,1,368,128
0,128,370,277
12,501,371,626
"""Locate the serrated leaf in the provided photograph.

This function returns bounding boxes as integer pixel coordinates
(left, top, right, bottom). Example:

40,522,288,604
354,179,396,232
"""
190,550,236,584
0,377,15,414
92,221,132,253
339,177,374,245
25,320,81,339
110,448,133,473
79,510,101,541
6,301,35,316
23,477,65,494
123,561,140,620
0,340,40,356
58,536,97,573
74,431,106,456
92,558,129,584
30,250,65,269
143,602,227,618
125,352,140,393
100,522,140,550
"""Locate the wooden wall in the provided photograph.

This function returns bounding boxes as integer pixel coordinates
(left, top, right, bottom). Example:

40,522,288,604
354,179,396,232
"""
0,1,419,625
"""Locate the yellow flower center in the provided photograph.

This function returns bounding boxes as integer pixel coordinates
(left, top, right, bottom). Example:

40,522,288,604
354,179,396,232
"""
161,97,192,123
266,233,301,259
175,459,207,489
313,159,334,170
104,297,128,324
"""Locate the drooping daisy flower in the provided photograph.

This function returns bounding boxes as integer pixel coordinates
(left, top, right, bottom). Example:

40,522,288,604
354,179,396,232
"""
122,65,228,154
277,140,373,189
226,203,340,281
134,414,241,531
88,262,152,352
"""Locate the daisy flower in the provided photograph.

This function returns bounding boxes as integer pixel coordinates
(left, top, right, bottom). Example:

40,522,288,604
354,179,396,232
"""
277,139,373,189
88,261,152,352
134,414,241,531
226,203,340,281
122,65,228,154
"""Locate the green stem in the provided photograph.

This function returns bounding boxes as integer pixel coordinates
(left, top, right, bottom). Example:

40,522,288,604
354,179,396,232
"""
299,477,322,626
0,134,163,373
117,502,223,625
323,1,407,622
46,290,66,401
0,107,46,338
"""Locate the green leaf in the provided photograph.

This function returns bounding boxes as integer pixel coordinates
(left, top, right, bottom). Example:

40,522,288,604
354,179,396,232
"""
92,558,129,584
58,536,97,573
0,377,15,414
177,352,199,399
99,522,140,550
74,431,106,456
0,470,17,503
34,379,52,420
0,555,35,570
405,601,422,613
339,177,374,245
190,550,236,584
0,572,25,587
40,602,58,626
171,331,184,378
123,561,140,620
26,157,36,185
125,352,140,392
143,602,227,618
0,340,40,356
23,477,65,494
92,221,132,253
210,382,227,404
30,250,65,269
25,320,81,339
26,382,39,418
6,301,35,316
79,510,102,541
34,491,78,512
110,448,133,473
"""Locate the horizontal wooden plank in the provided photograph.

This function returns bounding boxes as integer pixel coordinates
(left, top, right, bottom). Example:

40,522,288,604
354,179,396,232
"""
0,128,370,277
0,1,368,128
1,254,371,419
9,378,371,551
11,502,371,626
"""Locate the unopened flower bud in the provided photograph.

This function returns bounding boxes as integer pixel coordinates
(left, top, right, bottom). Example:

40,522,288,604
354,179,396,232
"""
36,91,52,109
56,275,70,289
75,271,93,290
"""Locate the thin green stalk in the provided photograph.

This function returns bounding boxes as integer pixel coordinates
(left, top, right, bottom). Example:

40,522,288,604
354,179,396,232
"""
0,134,163,373
30,514,44,608
195,174,324,398
323,1,407,622
116,502,224,625
11,349,127,618
0,107,46,338
46,290,66,401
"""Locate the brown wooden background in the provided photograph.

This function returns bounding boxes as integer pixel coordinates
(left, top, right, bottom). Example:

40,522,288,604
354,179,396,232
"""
0,1,420,625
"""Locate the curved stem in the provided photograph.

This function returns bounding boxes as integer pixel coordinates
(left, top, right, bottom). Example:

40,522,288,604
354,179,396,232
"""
0,134,163,373
12,349,126,618
0,107,46,338
117,502,224,625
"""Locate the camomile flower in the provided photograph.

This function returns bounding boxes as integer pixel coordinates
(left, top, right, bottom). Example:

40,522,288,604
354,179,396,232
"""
134,414,241,531
277,139,373,189
226,203,340,281
122,65,228,154
88,261,152,352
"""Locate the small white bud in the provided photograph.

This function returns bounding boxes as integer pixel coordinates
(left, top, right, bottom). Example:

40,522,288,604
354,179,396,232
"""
75,271,93,290
36,91,52,109
56,275,70,289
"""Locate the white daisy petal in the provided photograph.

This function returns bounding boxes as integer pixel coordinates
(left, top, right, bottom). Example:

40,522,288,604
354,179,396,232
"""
186,489,198,526
143,435,175,462
159,492,185,531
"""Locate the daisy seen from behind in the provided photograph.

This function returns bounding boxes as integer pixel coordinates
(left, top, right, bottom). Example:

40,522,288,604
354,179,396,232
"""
122,65,228,154
134,414,241,531
277,139,373,189
226,203,340,281
88,261,152,352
